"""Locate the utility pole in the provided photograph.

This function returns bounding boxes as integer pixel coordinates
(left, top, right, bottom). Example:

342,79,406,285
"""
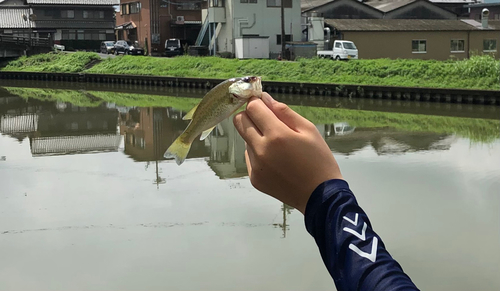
280,0,285,60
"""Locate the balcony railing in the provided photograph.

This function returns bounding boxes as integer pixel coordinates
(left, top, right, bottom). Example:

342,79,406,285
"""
0,34,52,48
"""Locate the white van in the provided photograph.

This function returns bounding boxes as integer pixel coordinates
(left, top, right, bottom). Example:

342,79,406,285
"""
317,40,358,60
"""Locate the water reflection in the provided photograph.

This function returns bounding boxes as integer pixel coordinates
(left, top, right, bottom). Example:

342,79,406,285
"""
0,99,121,156
0,101,459,179
1,89,499,291
1,95,495,177
273,203,295,238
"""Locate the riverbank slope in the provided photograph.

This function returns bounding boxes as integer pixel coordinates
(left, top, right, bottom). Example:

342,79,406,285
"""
2,52,499,90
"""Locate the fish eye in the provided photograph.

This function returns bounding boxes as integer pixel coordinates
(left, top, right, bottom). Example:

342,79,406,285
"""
242,77,250,83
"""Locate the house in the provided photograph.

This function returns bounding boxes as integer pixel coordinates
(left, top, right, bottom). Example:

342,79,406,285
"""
324,18,499,59
430,0,476,17
0,0,119,51
115,0,203,56
120,107,209,162
197,0,302,58
467,1,500,20
364,0,458,19
302,0,499,60
301,0,458,19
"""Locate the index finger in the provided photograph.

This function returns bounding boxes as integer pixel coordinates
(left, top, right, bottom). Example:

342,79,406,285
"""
245,96,286,136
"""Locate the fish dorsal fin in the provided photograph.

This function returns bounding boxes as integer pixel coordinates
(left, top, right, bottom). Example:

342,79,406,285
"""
182,104,199,120
200,126,216,141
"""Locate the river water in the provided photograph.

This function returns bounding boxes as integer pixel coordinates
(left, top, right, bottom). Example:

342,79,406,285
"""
0,82,499,291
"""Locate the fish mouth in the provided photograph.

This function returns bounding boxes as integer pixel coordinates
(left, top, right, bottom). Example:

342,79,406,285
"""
228,76,263,99
250,76,262,98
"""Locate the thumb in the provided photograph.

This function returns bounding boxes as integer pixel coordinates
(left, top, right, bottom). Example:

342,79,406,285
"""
261,92,310,132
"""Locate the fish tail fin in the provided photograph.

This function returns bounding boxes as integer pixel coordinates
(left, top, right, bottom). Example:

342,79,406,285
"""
164,136,192,165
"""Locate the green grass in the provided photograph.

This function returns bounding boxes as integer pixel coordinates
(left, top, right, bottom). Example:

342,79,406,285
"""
5,87,499,143
290,106,499,143
5,87,103,107
2,52,101,73
2,52,499,90
89,91,199,112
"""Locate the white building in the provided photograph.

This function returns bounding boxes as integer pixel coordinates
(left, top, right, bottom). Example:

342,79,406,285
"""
198,0,302,58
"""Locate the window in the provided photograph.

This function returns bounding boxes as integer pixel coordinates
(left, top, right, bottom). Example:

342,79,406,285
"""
335,42,342,48
241,0,258,3
412,40,426,53
276,34,292,45
267,0,292,8
61,10,74,19
450,39,465,52
77,30,84,40
130,2,140,14
483,39,497,52
495,14,500,20
99,31,106,41
177,2,201,9
121,4,129,15
83,11,105,19
209,0,225,7
343,42,356,49
63,30,76,40
12,30,29,38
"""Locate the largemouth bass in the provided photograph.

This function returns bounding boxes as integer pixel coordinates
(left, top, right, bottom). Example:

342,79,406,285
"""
164,76,262,165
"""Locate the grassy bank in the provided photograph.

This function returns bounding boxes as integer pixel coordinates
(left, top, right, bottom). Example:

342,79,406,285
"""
5,87,499,143
2,52,100,73
2,52,499,90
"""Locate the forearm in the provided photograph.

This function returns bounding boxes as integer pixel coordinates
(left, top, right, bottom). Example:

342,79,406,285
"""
305,179,419,291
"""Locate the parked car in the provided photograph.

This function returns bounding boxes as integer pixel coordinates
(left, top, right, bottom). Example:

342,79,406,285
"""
317,40,358,60
100,41,115,54
114,40,144,55
164,38,183,57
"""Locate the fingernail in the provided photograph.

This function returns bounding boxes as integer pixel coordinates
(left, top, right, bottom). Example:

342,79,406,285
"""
262,93,275,107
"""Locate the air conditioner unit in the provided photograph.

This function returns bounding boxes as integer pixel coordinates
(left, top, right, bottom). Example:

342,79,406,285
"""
176,16,185,24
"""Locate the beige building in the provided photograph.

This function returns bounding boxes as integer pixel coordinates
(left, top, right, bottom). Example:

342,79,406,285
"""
325,19,500,60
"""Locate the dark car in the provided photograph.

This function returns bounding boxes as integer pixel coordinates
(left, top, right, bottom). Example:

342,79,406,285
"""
100,41,115,54
114,40,144,55
164,38,183,57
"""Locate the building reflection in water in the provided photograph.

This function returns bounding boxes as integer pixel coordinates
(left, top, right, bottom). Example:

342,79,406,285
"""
317,123,454,155
1,93,459,238
273,204,295,238
0,96,122,156
206,118,248,179
1,95,457,174
120,107,210,162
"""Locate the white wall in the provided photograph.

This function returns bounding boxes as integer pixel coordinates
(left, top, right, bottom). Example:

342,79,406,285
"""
216,0,302,56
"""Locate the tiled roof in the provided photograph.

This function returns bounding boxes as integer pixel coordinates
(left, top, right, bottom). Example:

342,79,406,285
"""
300,0,474,13
26,0,119,5
462,19,500,29
0,8,32,29
324,19,499,31
301,0,332,11
364,0,416,13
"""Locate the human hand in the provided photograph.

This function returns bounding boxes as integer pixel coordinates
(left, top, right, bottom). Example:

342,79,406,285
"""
233,92,343,214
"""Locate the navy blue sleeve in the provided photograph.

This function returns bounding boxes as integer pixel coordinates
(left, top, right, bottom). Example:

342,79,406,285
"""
305,179,419,291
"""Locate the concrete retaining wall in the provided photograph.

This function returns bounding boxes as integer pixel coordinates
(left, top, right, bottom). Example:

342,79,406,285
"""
0,71,498,106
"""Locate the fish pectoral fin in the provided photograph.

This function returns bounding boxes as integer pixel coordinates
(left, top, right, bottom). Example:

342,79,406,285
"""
182,104,199,120
200,126,216,141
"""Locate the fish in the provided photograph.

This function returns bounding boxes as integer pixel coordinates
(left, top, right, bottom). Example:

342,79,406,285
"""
164,76,262,165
